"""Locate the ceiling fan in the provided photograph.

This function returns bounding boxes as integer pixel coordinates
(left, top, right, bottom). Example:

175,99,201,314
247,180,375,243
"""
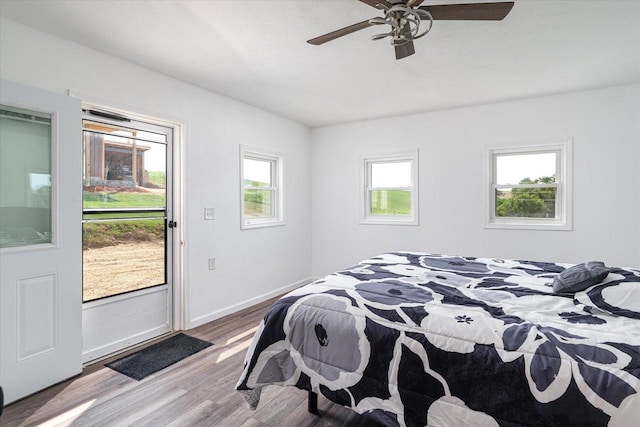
307,1,514,60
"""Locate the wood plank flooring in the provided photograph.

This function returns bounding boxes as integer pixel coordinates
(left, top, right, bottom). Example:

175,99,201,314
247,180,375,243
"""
0,297,382,427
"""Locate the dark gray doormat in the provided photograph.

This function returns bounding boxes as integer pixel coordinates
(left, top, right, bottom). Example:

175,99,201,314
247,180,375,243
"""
106,333,213,381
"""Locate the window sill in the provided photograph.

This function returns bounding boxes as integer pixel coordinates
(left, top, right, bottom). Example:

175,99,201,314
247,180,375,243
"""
360,217,418,226
484,220,572,231
241,219,285,230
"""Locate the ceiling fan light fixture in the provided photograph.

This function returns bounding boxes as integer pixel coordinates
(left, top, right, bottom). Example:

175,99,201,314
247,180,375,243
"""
369,5,433,46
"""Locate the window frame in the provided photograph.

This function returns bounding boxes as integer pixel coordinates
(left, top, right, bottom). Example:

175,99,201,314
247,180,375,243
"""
240,145,284,230
360,151,419,226
483,139,573,230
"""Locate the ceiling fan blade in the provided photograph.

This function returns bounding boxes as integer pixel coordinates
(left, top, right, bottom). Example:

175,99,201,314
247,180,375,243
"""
395,41,415,60
406,0,426,7
419,2,514,20
359,0,392,10
307,20,374,45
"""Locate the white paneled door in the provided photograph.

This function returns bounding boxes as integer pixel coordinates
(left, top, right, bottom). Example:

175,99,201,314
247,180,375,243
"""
0,80,82,404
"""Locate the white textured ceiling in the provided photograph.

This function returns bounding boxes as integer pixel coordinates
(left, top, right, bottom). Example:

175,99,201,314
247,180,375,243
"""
1,0,639,127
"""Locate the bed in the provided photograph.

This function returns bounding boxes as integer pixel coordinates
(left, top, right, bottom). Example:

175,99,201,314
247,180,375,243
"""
236,252,640,426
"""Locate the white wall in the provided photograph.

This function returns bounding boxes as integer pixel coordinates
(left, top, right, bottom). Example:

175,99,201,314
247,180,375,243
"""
0,18,312,327
311,84,640,276
3,18,638,327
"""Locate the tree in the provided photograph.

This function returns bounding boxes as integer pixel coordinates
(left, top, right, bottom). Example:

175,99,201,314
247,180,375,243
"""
496,176,556,218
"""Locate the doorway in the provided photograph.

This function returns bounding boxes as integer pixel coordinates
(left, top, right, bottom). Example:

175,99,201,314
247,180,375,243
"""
81,109,176,363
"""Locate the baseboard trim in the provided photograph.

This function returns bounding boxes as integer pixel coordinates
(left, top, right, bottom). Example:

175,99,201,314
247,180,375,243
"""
187,276,316,329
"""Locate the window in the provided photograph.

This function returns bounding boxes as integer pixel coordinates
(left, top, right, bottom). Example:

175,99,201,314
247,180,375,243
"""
0,105,53,249
362,152,418,225
484,140,572,230
241,146,283,229
81,114,171,302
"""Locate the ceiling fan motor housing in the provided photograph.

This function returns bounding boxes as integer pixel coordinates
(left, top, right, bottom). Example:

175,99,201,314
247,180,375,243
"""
369,4,433,46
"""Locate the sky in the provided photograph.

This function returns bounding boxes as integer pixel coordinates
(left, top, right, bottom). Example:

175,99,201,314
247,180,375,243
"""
146,147,557,187
365,154,557,188
496,152,556,185
142,143,166,172
244,158,272,184
371,161,412,187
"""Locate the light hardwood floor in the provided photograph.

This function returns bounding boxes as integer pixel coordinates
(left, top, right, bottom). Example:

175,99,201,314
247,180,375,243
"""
0,297,382,427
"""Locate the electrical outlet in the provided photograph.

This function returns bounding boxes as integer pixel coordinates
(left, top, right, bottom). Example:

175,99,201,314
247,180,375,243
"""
208,257,216,270
204,207,215,220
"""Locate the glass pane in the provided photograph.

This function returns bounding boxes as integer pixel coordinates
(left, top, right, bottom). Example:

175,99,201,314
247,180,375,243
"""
244,189,274,218
371,161,412,188
82,218,165,302
496,152,556,185
244,157,272,187
495,187,557,218
0,105,52,248
82,130,166,209
370,190,411,216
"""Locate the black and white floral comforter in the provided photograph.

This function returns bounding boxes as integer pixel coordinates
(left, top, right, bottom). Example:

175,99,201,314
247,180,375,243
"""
236,252,640,426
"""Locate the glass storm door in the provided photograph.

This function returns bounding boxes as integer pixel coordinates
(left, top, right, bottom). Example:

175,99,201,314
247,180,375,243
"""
81,111,174,362
0,80,82,404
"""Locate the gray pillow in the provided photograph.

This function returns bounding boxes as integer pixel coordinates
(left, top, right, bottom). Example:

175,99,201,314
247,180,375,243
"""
553,261,610,294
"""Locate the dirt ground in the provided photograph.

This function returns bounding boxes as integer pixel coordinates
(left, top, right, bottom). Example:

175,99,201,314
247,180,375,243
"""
83,240,165,301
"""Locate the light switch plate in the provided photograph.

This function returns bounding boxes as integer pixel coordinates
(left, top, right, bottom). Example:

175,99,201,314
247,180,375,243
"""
204,207,215,220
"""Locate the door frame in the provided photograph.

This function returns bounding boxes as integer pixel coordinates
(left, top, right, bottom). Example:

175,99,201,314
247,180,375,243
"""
77,95,186,338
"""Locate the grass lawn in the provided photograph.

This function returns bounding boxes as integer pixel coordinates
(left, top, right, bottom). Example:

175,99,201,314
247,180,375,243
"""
244,189,272,217
83,190,165,209
147,170,165,187
83,188,166,248
371,190,411,215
